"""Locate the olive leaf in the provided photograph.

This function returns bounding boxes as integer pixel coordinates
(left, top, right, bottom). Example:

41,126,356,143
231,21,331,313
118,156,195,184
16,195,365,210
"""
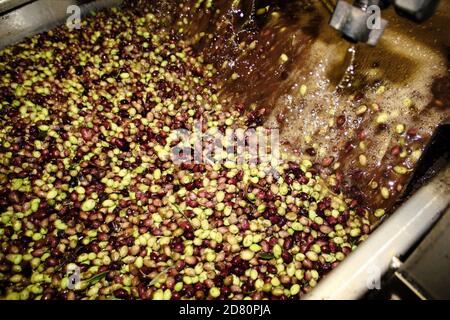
258,252,275,260
169,203,194,229
149,267,170,286
87,271,109,284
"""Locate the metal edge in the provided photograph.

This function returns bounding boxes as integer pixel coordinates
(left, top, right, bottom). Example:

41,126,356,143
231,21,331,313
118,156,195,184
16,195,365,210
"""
0,0,123,50
0,0,34,14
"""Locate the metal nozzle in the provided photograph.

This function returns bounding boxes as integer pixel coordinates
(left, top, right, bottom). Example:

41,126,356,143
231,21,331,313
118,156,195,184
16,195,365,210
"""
329,0,388,46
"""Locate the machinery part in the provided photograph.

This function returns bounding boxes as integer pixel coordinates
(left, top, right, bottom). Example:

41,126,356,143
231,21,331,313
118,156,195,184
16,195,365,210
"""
394,0,441,22
0,0,34,14
304,165,450,300
395,207,450,299
354,0,391,10
330,0,441,45
330,0,388,45
365,207,450,300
